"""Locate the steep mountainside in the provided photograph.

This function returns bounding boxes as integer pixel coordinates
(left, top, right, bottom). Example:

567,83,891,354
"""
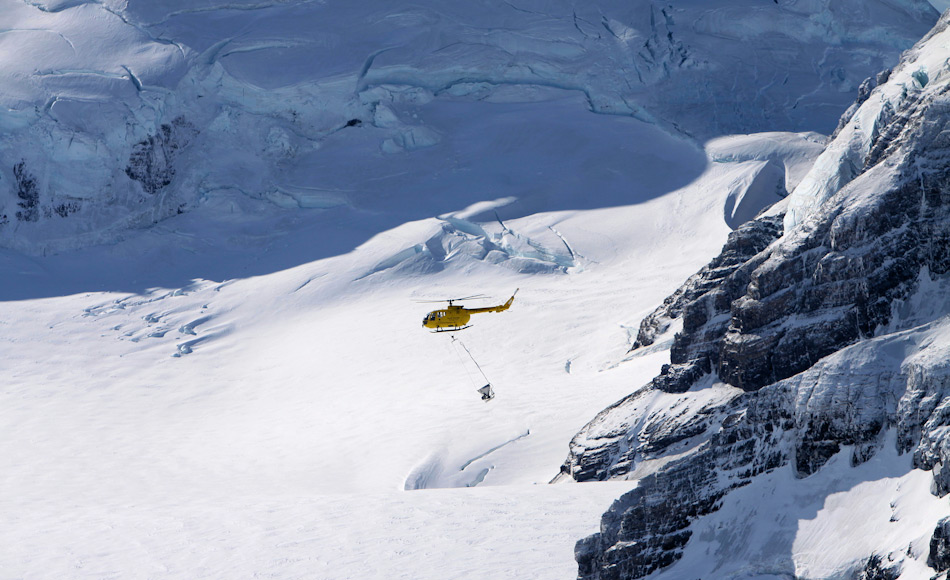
566,12,950,580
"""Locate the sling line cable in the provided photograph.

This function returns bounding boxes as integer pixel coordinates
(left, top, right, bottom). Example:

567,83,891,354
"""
451,335,495,400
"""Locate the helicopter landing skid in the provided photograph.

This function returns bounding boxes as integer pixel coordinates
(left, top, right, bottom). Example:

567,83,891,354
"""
431,325,472,333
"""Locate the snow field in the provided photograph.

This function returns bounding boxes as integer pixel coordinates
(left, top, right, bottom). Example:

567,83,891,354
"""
0,123,816,578
2,482,635,580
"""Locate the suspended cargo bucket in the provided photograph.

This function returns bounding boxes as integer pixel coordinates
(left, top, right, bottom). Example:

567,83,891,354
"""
477,384,495,402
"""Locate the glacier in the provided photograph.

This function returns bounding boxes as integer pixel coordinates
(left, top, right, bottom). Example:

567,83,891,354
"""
0,0,938,256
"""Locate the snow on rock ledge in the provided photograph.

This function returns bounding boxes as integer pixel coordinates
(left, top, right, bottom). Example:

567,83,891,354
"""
572,320,950,579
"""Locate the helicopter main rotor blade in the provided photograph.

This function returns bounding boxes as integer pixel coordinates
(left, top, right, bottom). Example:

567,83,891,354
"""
452,294,490,301
412,294,490,303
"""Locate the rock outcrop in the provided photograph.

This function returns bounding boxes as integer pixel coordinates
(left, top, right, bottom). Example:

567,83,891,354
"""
125,116,199,196
930,517,950,573
13,161,40,223
856,555,902,580
632,213,783,394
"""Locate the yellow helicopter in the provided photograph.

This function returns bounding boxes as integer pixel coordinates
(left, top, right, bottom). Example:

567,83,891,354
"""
420,289,518,332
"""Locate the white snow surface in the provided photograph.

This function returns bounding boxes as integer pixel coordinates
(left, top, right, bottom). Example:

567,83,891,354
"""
2,133,775,578
784,8,950,230
1,1,947,578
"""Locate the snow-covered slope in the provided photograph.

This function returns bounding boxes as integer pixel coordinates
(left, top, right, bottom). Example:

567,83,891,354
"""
0,1,943,579
568,10,950,580
785,7,950,230
2,128,823,577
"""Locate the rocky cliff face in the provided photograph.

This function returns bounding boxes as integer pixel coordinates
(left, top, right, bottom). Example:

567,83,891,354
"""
573,318,950,578
568,12,950,580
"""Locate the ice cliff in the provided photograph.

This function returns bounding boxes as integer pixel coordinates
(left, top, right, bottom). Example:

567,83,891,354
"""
0,0,937,254
566,11,950,580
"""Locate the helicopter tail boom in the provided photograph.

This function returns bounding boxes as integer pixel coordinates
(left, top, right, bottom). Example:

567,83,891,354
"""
464,289,518,314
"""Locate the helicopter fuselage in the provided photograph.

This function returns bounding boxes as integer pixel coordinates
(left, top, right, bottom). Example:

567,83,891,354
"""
422,290,517,332
422,305,471,331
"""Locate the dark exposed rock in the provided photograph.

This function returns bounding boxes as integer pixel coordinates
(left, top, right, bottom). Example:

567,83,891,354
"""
930,517,950,573
572,332,942,579
642,81,950,396
902,364,950,497
125,116,199,195
53,200,81,218
13,161,39,222
630,213,783,359
649,359,709,394
854,554,901,580
576,464,710,580
560,379,744,483
575,382,790,580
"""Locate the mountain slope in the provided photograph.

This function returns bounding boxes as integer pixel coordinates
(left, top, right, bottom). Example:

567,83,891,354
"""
568,11,950,580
